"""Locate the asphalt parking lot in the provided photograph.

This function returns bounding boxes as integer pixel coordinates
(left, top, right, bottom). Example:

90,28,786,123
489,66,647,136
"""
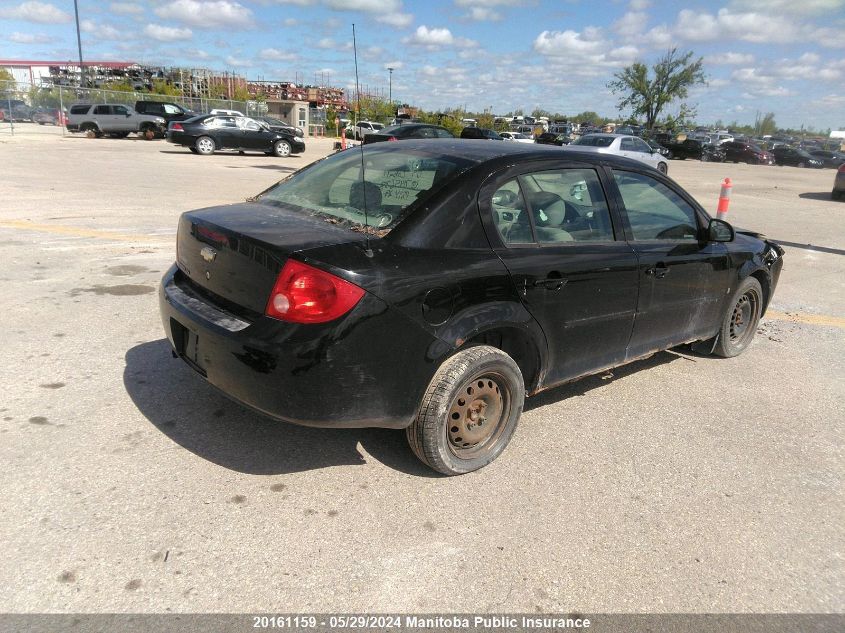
0,126,842,614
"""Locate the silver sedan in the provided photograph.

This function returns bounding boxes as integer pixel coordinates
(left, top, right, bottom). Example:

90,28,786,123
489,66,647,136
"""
565,133,669,174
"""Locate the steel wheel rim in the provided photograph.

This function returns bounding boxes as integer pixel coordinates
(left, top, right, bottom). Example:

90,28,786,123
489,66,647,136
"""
446,372,510,459
729,289,759,344
276,141,290,156
197,138,213,153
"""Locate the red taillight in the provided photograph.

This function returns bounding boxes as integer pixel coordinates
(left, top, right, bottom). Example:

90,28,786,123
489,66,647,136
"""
839,163,845,173
171,123,184,131
387,136,398,141
265,259,365,323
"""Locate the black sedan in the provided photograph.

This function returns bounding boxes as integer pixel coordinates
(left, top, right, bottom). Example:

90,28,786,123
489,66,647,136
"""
255,115,304,138
166,114,305,156
535,132,571,146
363,123,454,144
159,140,784,475
772,146,824,168
809,150,845,169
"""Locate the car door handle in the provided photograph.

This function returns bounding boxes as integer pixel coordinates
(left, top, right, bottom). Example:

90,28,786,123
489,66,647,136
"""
645,263,669,279
533,277,568,290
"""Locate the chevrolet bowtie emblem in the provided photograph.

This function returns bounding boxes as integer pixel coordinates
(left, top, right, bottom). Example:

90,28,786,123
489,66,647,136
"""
200,246,217,263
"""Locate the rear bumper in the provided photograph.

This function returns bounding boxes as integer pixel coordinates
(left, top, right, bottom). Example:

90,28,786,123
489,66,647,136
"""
158,265,439,429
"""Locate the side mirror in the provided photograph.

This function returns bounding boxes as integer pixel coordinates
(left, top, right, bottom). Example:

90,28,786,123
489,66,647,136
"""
126,113,132,117
708,218,734,242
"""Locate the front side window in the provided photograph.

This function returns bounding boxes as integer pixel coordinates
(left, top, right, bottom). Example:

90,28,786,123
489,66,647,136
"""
490,169,615,246
613,171,699,241
113,105,129,115
163,104,182,115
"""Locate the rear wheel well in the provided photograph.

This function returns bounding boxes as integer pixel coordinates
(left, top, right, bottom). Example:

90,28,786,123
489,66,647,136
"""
464,327,541,393
750,269,771,315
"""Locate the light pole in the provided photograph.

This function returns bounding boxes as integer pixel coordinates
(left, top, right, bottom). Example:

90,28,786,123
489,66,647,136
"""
73,0,85,88
387,67,394,106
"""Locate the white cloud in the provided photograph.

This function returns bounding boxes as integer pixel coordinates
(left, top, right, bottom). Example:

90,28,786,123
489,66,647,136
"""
466,7,502,20
454,0,525,6
224,55,251,67
259,48,298,61
613,11,647,38
8,31,51,43
81,19,123,40
404,25,476,48
154,0,254,29
672,8,840,45
705,52,755,65
143,23,193,41
0,1,71,23
110,2,143,14
384,61,403,70
377,12,413,27
533,29,605,56
317,37,336,49
729,0,844,16
325,0,401,11
629,0,651,8
282,18,298,26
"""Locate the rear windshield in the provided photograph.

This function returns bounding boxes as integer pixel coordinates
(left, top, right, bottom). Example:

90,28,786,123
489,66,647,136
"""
258,147,475,235
572,135,615,147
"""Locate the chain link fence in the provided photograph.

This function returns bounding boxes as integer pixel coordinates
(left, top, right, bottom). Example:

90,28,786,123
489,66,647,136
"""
0,80,263,135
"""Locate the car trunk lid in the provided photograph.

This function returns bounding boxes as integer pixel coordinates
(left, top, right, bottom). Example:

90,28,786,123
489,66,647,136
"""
176,202,366,314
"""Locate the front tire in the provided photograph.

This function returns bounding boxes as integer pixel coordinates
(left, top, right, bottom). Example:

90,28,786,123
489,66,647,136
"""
712,277,763,358
195,136,215,155
273,139,292,157
406,346,524,476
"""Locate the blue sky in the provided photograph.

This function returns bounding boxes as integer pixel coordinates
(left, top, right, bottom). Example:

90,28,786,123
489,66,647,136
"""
2,0,844,129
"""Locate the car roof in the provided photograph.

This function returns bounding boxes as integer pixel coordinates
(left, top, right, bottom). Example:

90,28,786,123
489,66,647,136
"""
355,138,656,170
380,123,448,133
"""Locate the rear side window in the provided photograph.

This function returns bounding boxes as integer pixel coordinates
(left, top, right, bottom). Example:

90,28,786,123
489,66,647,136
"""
612,171,699,241
93,105,111,115
434,128,453,138
70,105,90,115
259,149,474,233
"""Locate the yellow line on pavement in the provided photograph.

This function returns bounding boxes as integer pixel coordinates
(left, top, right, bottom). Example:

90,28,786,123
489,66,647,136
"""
0,219,169,242
765,310,845,329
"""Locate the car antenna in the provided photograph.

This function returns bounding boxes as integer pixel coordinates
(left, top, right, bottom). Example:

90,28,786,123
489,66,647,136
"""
352,23,373,258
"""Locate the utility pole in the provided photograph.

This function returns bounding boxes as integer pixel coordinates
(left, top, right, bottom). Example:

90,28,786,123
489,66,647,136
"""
387,67,394,106
73,0,85,88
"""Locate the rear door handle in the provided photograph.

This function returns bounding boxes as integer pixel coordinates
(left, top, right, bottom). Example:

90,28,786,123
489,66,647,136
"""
533,277,568,290
645,263,669,279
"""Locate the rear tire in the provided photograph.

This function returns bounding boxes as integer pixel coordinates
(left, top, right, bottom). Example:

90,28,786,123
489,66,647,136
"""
195,136,215,155
406,346,524,476
712,277,763,358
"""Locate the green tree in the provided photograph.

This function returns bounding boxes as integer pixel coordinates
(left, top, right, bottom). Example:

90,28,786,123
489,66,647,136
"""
608,48,706,131
759,112,777,136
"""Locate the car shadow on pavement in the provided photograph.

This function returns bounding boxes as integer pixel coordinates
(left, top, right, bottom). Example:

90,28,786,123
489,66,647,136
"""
524,351,680,412
124,339,438,477
798,192,837,201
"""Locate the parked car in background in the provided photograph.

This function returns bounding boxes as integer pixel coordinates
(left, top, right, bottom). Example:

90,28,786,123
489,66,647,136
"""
254,115,304,138
135,100,197,124
460,126,503,140
722,141,774,165
362,123,455,144
32,107,60,125
166,114,305,156
66,103,166,138
499,131,535,143
0,99,33,121
567,133,669,173
348,121,384,140
645,138,670,158
772,146,824,168
662,138,725,162
809,149,845,169
832,163,845,200
158,140,783,475
535,132,571,146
